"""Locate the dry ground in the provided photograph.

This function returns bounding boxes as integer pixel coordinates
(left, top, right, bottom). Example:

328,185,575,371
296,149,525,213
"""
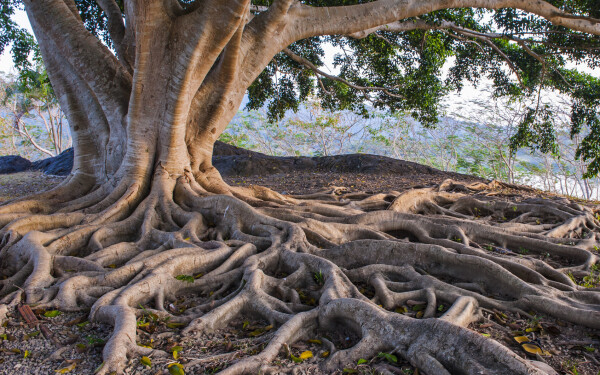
0,168,599,375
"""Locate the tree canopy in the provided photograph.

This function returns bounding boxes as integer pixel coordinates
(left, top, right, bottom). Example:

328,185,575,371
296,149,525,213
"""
2,0,600,175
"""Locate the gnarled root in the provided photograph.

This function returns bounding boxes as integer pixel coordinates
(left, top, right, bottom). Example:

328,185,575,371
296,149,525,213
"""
0,177,598,374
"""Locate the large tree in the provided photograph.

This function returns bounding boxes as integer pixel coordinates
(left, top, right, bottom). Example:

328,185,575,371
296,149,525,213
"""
1,1,600,374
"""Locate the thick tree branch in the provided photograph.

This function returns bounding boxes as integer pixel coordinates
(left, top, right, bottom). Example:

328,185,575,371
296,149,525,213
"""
24,0,131,132
287,0,600,43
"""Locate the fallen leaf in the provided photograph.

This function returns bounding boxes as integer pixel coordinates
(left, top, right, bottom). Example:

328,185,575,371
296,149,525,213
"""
55,363,77,373
321,351,330,358
357,358,368,365
44,310,61,318
378,352,398,363
521,343,543,355
93,362,104,374
140,356,151,367
299,351,313,360
64,317,86,326
24,330,40,340
307,339,322,345
514,336,530,344
174,275,194,283
168,363,185,375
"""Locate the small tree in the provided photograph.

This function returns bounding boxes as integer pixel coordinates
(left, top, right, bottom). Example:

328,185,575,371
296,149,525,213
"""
2,67,70,158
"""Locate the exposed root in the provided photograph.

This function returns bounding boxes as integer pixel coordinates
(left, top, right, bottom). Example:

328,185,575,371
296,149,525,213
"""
1,177,599,374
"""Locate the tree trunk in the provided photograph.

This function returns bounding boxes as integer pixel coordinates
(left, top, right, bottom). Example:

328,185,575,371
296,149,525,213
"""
1,1,600,375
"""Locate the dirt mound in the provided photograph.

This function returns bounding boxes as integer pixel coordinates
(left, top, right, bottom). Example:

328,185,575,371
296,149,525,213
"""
213,141,451,177
1,142,464,178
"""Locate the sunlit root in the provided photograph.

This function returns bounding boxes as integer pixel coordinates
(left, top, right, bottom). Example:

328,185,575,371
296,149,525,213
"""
0,178,598,374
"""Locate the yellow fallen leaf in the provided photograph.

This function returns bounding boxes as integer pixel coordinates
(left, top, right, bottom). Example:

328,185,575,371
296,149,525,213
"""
521,343,543,355
514,336,530,344
307,339,322,345
299,351,313,360
55,363,77,374
140,356,151,367
321,351,330,358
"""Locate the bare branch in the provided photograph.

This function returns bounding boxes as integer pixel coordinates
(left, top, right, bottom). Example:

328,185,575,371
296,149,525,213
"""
282,48,404,99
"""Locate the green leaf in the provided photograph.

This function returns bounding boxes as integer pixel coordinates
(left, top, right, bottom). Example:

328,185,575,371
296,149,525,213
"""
44,310,61,318
377,352,398,363
93,362,104,374
174,275,194,283
168,363,185,375
140,356,151,367
24,330,40,340
357,358,368,365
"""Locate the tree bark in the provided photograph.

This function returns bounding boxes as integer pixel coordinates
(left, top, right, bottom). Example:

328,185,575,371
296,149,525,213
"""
0,1,599,375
